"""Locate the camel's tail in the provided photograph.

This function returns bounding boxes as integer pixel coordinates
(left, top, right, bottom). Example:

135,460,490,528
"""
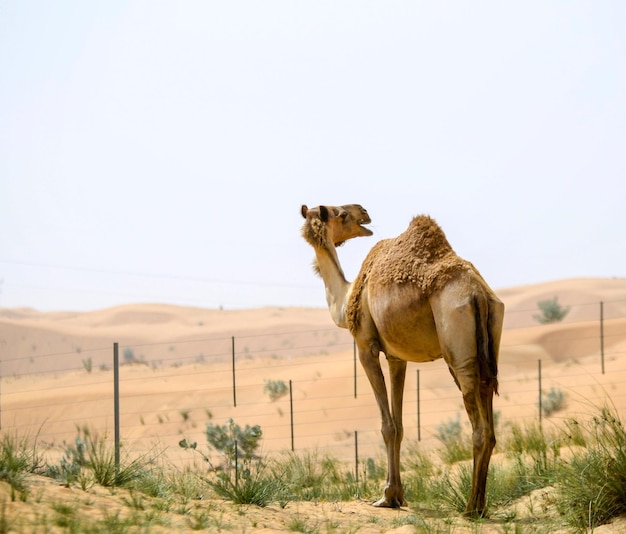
474,295,499,395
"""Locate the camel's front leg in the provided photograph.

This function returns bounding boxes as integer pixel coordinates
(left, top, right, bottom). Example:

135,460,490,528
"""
358,343,407,508
381,357,407,508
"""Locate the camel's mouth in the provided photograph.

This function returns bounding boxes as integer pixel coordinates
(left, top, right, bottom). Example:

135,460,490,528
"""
357,217,373,236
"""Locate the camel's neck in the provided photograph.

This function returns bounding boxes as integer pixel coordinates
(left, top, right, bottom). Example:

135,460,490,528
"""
311,244,351,329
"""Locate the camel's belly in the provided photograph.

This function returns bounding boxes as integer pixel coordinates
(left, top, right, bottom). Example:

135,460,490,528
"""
379,331,442,363
369,290,442,363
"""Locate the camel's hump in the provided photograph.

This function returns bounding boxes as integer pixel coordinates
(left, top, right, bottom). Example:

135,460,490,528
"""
346,215,473,332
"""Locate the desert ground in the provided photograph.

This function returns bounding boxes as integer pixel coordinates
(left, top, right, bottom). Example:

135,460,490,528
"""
0,277,625,532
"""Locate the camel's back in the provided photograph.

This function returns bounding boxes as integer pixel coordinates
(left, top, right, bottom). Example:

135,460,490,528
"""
358,215,473,291
346,215,476,332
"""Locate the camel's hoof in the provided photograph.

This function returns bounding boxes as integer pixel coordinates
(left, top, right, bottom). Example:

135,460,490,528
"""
372,497,406,509
464,508,487,520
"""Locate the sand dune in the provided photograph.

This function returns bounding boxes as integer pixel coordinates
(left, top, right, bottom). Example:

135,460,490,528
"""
0,277,625,466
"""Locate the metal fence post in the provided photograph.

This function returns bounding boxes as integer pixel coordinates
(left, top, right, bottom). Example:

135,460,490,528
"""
353,339,357,399
232,336,237,407
600,301,605,374
354,430,359,487
417,369,421,441
289,379,294,451
538,359,542,425
113,342,120,476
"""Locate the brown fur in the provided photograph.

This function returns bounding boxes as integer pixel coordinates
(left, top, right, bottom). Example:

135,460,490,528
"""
301,214,338,278
347,216,474,333
301,216,328,249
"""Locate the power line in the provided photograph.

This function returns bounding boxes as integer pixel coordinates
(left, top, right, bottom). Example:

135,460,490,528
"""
0,258,317,290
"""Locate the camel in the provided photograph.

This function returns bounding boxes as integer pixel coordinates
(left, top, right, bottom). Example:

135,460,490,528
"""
300,204,504,517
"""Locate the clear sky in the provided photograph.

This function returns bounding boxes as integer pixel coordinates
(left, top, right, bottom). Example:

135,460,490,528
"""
1,1,624,312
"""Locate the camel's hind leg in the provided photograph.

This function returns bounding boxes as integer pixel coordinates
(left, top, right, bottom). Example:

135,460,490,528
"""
431,292,497,517
458,375,496,517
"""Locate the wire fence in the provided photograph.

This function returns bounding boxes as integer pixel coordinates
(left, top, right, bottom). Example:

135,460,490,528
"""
1,298,625,467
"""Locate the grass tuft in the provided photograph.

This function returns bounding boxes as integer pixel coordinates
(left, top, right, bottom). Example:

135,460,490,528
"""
208,459,281,506
0,432,43,499
434,415,473,465
46,426,160,489
556,406,626,530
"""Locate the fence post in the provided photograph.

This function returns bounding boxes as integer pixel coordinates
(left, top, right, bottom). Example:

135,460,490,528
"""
600,301,605,374
353,339,357,399
113,342,120,476
232,336,237,407
416,369,421,441
289,379,294,452
354,430,359,487
538,359,542,425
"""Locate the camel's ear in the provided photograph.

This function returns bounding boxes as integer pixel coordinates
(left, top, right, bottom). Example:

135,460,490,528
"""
300,205,308,219
319,205,329,222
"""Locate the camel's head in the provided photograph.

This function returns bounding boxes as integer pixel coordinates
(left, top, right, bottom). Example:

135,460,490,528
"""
301,204,373,247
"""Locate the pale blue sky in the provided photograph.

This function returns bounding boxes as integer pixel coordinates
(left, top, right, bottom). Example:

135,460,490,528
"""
1,1,624,311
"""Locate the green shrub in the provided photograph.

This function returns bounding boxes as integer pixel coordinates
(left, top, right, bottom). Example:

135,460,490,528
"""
82,357,92,373
263,379,288,401
205,418,262,465
123,347,136,363
541,387,566,416
533,297,570,324
180,418,274,505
